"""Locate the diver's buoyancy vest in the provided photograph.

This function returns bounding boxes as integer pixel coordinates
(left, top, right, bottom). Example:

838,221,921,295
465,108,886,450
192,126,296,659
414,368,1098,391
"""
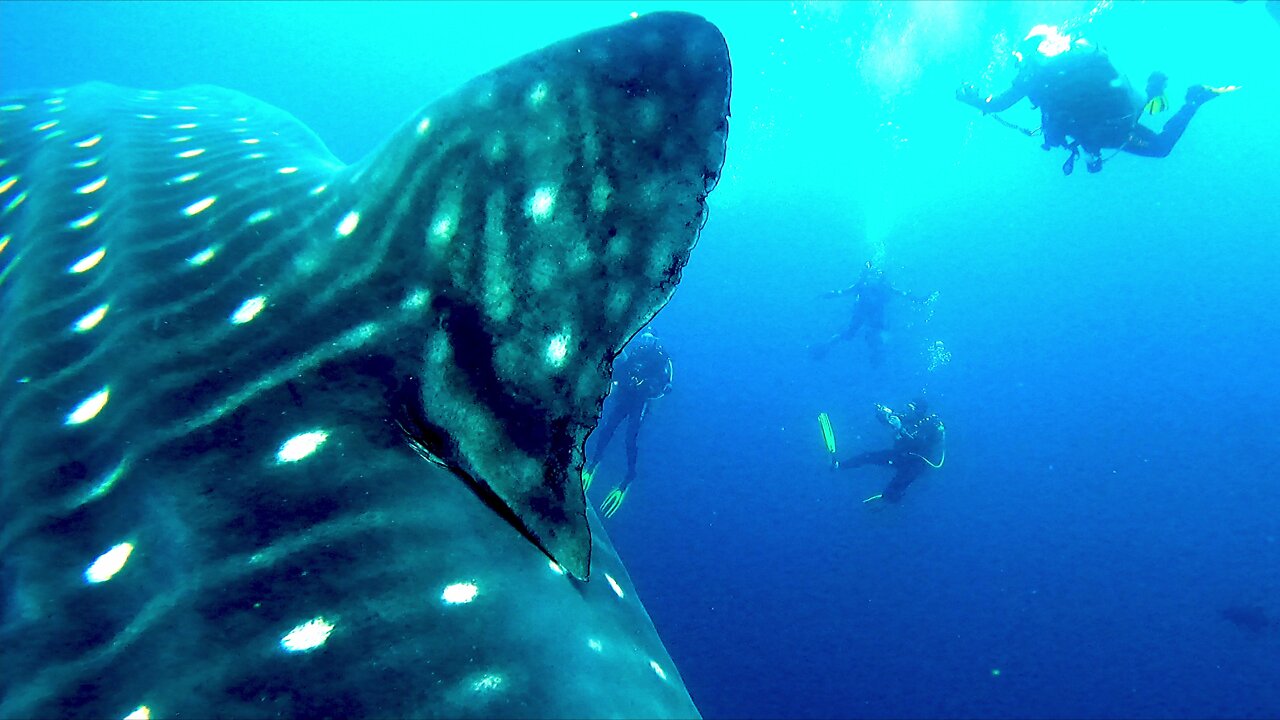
1025,42,1144,149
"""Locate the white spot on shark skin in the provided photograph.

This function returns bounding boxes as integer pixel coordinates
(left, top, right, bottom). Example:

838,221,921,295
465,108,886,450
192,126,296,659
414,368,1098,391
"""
587,638,604,653
416,117,431,135
123,706,151,720
545,333,570,367
471,673,505,693
171,172,200,184
247,209,274,225
69,247,106,273
429,213,456,245
176,148,205,158
310,184,328,196
277,166,299,174
400,288,430,310
73,304,109,333
74,157,100,168
0,234,9,254
4,190,28,213
84,542,133,583
240,138,260,145
76,176,108,194
168,136,193,143
245,152,266,160
335,211,360,237
649,660,668,681
0,103,25,112
45,97,64,105
0,176,17,194
182,196,217,217
604,573,625,599
230,296,267,325
187,246,217,266
442,582,478,604
528,185,556,223
529,82,549,106
176,105,198,111
276,431,328,463
591,177,612,213
486,132,509,163
68,211,100,230
173,122,197,129
75,134,102,148
280,617,335,652
66,387,110,424
33,119,59,132
136,113,157,120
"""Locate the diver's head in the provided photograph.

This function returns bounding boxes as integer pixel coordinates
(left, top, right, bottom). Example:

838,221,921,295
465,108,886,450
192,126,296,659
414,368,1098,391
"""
1014,24,1069,63
1146,71,1169,98
634,327,659,349
862,260,885,281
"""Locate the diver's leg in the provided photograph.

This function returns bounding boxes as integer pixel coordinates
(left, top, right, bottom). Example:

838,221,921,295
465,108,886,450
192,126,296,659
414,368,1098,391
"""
586,398,629,472
838,449,896,470
881,460,924,503
1124,87,1215,158
622,403,644,488
865,316,885,367
809,313,864,360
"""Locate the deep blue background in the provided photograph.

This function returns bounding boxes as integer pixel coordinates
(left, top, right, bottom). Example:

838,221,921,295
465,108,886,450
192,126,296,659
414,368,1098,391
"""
5,2,1277,717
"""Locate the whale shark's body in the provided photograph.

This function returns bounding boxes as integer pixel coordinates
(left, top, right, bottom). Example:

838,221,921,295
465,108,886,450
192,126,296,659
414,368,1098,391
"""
0,13,730,718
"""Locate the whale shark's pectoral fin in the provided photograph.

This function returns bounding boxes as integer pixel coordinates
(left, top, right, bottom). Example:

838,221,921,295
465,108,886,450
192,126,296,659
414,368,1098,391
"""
354,12,730,579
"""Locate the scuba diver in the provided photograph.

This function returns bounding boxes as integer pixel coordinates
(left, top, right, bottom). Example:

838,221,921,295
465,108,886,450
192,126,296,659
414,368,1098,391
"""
831,396,945,504
809,261,935,367
956,24,1239,175
583,328,673,518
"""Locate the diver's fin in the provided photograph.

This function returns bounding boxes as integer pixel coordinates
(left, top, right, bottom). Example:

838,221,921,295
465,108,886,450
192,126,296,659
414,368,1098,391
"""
862,493,884,504
601,487,628,518
1143,95,1168,115
818,412,836,454
1186,84,1241,106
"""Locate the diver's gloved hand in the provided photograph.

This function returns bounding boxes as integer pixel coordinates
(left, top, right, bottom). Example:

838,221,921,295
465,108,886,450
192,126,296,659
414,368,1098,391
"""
956,83,983,108
601,487,629,518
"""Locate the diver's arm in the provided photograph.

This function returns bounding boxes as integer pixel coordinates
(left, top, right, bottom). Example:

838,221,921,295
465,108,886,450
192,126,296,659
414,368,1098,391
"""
888,282,925,303
825,281,862,299
957,76,1026,114
980,86,1025,113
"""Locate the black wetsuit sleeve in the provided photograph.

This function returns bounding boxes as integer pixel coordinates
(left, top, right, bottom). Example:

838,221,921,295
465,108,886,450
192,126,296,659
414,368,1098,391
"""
975,66,1033,114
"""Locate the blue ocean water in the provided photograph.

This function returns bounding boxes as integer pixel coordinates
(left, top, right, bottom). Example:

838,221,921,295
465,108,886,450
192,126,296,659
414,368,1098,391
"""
3,1,1276,718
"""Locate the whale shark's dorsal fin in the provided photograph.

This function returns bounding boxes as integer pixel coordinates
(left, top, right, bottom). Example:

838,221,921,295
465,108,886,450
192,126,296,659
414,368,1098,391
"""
342,12,730,578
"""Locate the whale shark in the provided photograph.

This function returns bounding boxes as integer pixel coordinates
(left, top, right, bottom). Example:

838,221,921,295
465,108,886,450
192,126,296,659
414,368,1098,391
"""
0,12,730,718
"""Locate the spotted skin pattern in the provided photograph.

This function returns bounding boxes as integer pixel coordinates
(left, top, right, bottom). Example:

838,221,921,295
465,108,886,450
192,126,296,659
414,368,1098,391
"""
0,13,729,719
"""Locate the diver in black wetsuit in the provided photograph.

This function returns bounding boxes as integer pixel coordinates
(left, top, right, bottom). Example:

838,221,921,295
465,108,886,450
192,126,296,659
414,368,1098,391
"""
833,397,945,504
584,328,673,518
956,24,1237,174
809,261,933,367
